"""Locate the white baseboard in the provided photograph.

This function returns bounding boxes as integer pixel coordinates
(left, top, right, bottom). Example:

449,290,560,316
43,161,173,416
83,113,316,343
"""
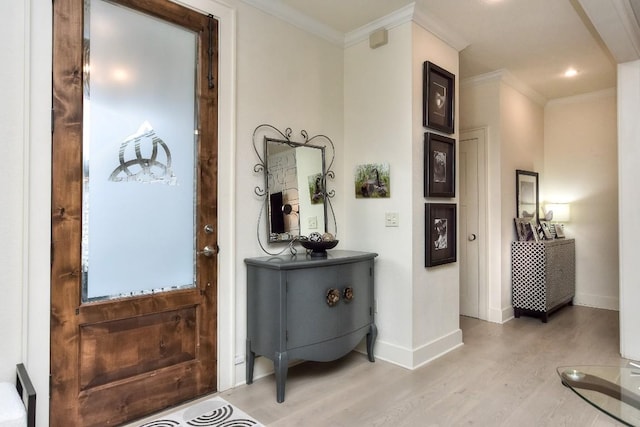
372,329,463,370
487,306,514,324
574,293,619,311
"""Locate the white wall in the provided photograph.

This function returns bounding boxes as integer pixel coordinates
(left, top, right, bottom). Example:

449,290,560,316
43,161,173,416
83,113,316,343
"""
618,60,640,360
229,1,346,381
343,21,462,368
0,0,27,382
462,71,620,324
459,76,503,322
544,90,619,310
410,24,462,365
499,82,545,312
459,72,545,322
344,22,415,363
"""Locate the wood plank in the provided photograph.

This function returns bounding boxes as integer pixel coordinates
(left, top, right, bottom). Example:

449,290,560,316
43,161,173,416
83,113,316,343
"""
215,306,627,427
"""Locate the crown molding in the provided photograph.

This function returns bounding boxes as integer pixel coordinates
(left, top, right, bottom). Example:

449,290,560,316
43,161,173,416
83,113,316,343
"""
344,3,415,47
577,0,640,62
462,69,547,106
412,3,469,51
546,87,616,106
239,0,344,45
240,0,470,51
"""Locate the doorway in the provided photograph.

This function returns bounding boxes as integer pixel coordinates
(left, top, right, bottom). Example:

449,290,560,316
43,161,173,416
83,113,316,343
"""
459,128,488,320
51,0,218,425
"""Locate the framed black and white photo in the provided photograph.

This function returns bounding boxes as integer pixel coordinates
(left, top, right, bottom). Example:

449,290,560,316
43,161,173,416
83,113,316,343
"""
425,203,457,267
424,132,455,197
423,61,455,134
540,220,554,240
516,169,539,224
514,218,538,242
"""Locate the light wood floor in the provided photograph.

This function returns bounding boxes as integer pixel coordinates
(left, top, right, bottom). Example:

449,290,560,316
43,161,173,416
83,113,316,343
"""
220,306,629,426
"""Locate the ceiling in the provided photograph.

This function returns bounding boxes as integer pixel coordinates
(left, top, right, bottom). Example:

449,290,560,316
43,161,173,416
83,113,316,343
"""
278,0,622,101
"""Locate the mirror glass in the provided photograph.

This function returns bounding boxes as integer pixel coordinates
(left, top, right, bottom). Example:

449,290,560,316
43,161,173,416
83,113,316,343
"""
265,137,326,242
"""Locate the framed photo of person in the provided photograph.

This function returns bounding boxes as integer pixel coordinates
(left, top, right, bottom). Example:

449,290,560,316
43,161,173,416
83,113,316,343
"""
425,203,457,267
423,61,455,134
424,132,455,198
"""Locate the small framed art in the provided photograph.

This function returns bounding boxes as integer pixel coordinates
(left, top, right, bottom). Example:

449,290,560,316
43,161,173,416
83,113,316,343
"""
540,220,554,240
424,132,455,197
425,203,457,267
514,218,538,242
423,61,455,134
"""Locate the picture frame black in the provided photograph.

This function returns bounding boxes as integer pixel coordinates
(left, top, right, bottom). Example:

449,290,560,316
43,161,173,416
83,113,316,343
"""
539,220,554,240
424,132,455,197
425,203,457,267
514,217,538,242
515,169,539,224
423,61,455,134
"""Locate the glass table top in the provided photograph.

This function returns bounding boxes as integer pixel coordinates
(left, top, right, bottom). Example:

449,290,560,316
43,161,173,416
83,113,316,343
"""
558,364,640,426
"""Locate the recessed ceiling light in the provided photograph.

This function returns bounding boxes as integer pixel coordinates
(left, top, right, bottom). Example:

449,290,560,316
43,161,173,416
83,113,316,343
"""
564,68,578,77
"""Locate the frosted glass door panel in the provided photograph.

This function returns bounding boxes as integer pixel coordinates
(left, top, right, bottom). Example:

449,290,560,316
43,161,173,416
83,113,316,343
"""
82,0,198,301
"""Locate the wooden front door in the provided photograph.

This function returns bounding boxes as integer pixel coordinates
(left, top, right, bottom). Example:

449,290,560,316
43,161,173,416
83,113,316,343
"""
51,0,218,425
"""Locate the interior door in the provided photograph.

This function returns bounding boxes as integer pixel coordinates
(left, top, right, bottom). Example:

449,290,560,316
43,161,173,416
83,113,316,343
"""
51,0,218,425
460,135,480,318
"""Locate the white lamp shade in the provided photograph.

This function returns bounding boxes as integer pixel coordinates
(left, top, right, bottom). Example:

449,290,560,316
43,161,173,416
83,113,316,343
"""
545,203,571,222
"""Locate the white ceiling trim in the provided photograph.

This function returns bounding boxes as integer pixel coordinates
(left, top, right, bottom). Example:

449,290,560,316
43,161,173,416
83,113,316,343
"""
546,87,616,106
412,4,469,52
239,0,470,52
614,0,640,59
578,0,640,62
344,3,415,48
462,69,547,106
239,0,345,45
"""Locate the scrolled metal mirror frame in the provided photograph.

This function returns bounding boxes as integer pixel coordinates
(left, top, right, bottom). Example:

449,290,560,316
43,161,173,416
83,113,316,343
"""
253,124,337,255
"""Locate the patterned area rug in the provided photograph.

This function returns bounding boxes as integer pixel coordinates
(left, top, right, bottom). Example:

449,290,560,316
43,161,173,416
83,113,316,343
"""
137,397,264,427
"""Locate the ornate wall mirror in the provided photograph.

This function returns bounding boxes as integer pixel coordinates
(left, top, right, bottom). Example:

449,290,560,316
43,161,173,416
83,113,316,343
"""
253,125,336,254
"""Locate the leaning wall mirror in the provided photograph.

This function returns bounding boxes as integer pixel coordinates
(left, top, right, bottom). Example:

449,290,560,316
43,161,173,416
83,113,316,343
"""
253,125,336,254
516,169,539,223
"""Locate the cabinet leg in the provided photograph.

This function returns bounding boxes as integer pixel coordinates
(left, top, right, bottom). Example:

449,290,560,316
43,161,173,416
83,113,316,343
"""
275,351,288,403
366,323,377,362
246,339,255,385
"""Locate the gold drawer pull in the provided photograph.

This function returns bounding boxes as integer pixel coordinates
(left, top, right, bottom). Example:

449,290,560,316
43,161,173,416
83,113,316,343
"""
343,287,354,302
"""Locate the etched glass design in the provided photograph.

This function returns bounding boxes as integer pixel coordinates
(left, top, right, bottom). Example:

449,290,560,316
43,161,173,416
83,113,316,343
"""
82,0,198,301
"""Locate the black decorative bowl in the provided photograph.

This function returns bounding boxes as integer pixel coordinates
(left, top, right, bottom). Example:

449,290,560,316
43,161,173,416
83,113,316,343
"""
300,239,339,256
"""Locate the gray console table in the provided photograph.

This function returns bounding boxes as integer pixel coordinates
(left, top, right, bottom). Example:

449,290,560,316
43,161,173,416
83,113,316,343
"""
511,239,575,322
245,250,378,402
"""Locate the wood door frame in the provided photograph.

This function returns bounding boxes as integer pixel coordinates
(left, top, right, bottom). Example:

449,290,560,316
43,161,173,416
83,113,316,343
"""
460,128,488,321
51,0,218,425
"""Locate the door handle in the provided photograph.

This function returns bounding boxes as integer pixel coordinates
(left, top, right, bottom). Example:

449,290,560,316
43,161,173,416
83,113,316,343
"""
199,245,218,257
468,234,477,241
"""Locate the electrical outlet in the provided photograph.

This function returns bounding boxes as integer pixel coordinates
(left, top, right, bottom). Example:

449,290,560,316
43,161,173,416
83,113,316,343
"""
385,212,399,227
308,216,318,229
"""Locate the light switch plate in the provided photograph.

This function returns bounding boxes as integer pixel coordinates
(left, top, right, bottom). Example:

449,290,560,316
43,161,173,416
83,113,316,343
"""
308,216,318,229
385,212,399,227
